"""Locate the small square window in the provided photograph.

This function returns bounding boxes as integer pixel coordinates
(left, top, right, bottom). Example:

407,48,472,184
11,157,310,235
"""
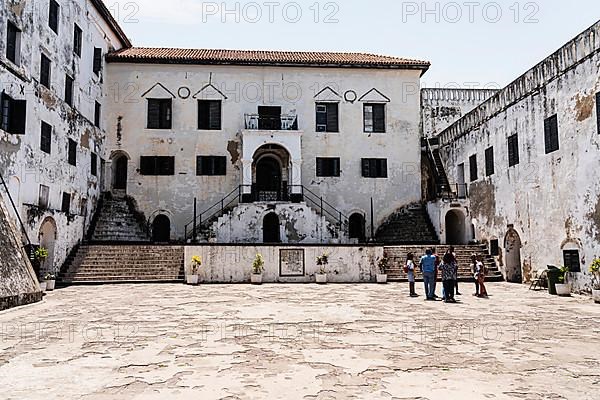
316,103,339,133
41,121,52,154
196,156,227,176
0,91,27,135
563,250,581,273
147,99,172,129
198,100,222,130
361,158,387,178
140,156,175,176
316,157,340,177
364,104,386,133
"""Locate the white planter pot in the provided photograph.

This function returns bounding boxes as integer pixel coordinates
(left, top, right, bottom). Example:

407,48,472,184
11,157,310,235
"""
376,274,388,284
45,280,56,291
316,274,327,284
186,275,199,285
251,274,263,285
555,283,571,297
592,289,600,304
39,281,47,292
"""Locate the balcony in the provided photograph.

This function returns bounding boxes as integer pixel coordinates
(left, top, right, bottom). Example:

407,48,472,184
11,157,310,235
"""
244,113,298,131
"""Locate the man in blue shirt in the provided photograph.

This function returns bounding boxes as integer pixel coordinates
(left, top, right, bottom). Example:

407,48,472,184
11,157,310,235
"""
420,249,438,300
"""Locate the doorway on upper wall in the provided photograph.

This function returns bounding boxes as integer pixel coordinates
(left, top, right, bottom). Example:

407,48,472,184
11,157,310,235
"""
113,155,128,192
349,213,366,242
445,209,466,245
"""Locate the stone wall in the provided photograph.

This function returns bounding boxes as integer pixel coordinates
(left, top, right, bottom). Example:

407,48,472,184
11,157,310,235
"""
184,245,383,283
0,194,41,311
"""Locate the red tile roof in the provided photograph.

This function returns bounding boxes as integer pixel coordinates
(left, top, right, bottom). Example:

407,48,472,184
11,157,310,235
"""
106,47,430,71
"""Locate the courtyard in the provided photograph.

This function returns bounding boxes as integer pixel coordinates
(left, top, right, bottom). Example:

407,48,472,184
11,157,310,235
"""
0,283,598,399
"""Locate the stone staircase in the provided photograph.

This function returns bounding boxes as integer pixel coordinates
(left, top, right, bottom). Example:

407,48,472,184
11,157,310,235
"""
59,245,185,284
91,193,149,242
383,244,503,282
375,203,439,244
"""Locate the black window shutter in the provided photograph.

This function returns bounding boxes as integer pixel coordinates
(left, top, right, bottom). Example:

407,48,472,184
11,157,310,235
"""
198,101,209,129
361,159,371,177
1,92,10,131
485,147,494,176
159,100,172,129
380,159,388,178
93,48,102,74
6,23,18,63
49,1,59,33
148,100,160,128
469,155,478,181
65,75,74,106
316,158,324,176
10,99,26,135
209,101,221,130
333,158,340,177
544,115,559,153
61,193,71,214
94,102,101,128
140,157,154,175
596,92,600,134
508,135,519,167
326,103,339,132
218,156,226,175
41,122,52,153
373,104,386,133
316,105,327,129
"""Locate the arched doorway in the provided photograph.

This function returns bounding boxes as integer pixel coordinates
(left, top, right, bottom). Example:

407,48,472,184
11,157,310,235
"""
253,144,290,202
38,217,57,276
113,155,128,191
263,212,281,243
348,213,366,242
152,215,171,242
445,210,466,245
504,228,523,283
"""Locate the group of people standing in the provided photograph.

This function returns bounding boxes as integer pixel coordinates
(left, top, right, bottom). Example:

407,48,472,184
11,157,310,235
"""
404,247,488,303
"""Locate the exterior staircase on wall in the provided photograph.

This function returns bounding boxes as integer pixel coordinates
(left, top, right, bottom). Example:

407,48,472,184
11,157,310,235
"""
59,245,185,284
375,203,439,245
383,244,503,282
91,193,150,242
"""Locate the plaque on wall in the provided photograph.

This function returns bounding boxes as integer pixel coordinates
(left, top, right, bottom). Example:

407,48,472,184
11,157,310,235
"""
279,249,305,277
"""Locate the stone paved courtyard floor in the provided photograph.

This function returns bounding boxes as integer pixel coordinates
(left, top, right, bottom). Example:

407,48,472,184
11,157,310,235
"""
0,283,599,400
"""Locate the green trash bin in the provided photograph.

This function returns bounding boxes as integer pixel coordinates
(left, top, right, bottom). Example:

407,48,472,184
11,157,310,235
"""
547,265,560,295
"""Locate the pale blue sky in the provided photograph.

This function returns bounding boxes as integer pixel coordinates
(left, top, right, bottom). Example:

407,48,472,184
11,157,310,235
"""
106,0,600,87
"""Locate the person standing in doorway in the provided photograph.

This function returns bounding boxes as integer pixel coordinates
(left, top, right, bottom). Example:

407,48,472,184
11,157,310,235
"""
420,249,437,300
406,253,418,297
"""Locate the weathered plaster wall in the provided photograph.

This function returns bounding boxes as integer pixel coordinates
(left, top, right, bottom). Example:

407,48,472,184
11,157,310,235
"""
421,88,498,137
184,245,383,283
212,203,341,244
439,21,600,292
105,63,423,240
0,0,125,274
0,193,41,311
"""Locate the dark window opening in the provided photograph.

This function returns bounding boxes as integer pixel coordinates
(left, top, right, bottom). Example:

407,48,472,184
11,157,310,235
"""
38,185,49,209
198,100,222,130
364,103,386,133
41,121,52,154
94,101,101,128
196,156,227,176
147,99,172,129
596,92,600,135
544,115,559,154
40,54,52,88
61,192,71,214
490,239,500,256
91,152,97,176
65,74,74,106
73,24,82,57
316,157,340,177
508,134,519,167
68,139,77,166
140,156,175,176
361,158,387,178
485,146,494,177
563,250,581,273
49,0,60,34
0,91,26,135
469,154,478,182
6,21,21,65
316,103,339,133
93,47,102,75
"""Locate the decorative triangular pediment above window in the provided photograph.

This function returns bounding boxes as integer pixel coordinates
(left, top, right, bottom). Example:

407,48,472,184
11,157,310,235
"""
192,83,228,100
140,82,176,99
358,88,391,103
314,86,342,102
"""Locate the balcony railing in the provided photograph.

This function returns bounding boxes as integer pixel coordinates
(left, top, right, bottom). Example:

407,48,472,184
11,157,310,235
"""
244,114,298,131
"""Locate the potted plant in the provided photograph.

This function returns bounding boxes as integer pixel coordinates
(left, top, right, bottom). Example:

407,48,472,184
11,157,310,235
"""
35,247,49,291
590,258,600,304
555,265,571,297
316,253,328,284
251,254,265,285
44,273,56,291
187,255,201,285
377,253,389,284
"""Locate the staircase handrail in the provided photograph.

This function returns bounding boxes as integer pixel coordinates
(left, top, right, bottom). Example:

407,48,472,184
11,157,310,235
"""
425,138,454,197
289,185,348,227
184,186,242,240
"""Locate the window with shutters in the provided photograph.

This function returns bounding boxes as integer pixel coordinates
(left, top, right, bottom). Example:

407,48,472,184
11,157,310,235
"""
363,104,386,133
563,250,581,273
196,156,227,176
140,156,175,176
94,101,101,128
93,47,102,75
316,158,340,177
198,100,222,130
61,192,71,214
469,154,478,182
147,99,172,129
508,134,519,167
361,158,387,178
49,0,60,34
315,103,339,133
544,115,559,154
73,24,82,57
485,146,494,177
65,75,74,106
91,152,98,176
40,54,52,88
6,21,21,65
40,121,52,154
0,92,27,135
68,139,77,166
38,185,50,209
596,92,600,134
